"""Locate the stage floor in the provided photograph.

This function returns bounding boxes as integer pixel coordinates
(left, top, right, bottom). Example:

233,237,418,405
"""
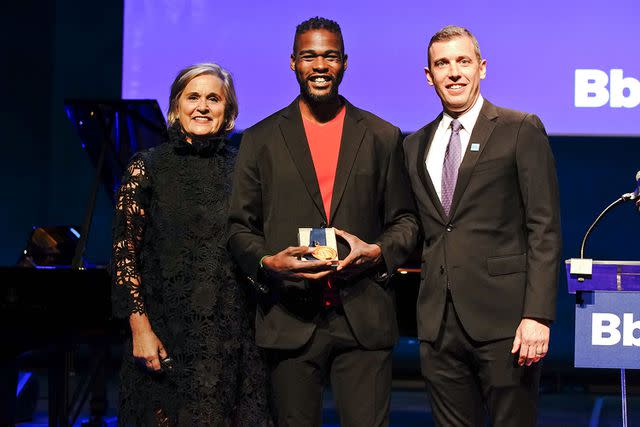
15,376,639,426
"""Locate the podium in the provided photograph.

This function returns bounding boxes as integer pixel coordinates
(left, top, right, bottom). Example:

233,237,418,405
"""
566,260,640,426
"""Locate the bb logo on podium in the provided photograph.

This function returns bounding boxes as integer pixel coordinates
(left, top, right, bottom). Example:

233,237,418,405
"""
575,291,640,368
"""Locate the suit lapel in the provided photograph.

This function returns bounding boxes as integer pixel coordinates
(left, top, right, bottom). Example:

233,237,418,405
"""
417,115,447,222
278,99,326,221
448,100,498,218
329,101,365,223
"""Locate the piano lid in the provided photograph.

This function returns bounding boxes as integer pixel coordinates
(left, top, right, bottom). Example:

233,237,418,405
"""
64,99,167,205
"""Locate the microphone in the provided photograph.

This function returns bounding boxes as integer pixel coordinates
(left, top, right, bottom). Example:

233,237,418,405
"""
621,170,640,201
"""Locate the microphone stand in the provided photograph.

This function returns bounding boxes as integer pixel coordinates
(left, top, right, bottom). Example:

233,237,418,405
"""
576,191,636,427
579,193,635,259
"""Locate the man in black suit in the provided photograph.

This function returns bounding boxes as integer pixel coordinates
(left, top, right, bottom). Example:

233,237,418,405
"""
403,26,561,426
227,17,418,427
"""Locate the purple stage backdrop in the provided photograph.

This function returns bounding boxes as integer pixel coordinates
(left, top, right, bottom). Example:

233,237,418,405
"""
123,0,640,135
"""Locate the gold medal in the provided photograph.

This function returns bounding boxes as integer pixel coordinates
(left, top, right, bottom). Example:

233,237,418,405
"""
311,246,337,261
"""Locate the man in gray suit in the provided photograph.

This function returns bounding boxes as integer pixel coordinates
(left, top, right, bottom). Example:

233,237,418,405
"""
403,25,561,426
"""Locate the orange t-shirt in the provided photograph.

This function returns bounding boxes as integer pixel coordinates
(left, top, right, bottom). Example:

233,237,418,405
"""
302,106,346,308
302,106,346,222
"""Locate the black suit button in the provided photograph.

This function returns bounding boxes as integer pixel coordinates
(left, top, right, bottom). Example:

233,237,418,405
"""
440,265,445,274
446,224,453,232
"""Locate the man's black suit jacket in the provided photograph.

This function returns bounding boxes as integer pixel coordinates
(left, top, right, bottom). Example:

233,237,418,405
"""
228,97,418,351
403,99,561,342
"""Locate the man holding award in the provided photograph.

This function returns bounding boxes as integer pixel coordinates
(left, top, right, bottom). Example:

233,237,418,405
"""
228,17,418,427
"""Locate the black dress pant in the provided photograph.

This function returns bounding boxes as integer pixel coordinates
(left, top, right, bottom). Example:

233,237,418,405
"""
269,309,392,427
420,299,541,427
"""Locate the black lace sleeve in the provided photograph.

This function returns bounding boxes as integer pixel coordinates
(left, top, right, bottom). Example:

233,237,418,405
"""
111,154,150,318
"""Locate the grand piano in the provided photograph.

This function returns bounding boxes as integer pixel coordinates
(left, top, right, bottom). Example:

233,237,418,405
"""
0,100,166,427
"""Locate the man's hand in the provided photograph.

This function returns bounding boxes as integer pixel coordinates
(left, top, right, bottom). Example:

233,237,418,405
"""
334,228,382,272
511,318,550,366
262,246,334,281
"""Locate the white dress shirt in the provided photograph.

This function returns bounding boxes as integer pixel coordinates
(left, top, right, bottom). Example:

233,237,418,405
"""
426,95,484,202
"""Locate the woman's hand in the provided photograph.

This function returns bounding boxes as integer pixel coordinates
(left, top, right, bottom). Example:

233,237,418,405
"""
129,313,168,372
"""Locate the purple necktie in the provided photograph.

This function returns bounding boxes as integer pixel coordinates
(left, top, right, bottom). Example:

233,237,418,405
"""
441,119,463,217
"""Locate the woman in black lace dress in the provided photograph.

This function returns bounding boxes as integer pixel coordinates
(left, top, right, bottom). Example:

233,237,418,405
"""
112,63,269,426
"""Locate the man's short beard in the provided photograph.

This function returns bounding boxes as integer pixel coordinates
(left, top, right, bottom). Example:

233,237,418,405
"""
297,76,341,104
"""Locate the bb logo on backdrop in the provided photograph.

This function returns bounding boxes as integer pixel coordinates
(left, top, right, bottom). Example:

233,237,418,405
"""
575,69,640,108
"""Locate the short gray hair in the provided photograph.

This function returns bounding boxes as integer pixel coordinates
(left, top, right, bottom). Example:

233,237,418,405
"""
167,63,238,134
427,25,482,66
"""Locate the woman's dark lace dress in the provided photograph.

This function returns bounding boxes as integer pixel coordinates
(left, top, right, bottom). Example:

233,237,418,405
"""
111,128,269,426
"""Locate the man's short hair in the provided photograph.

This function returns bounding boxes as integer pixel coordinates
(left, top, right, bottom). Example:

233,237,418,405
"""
427,25,482,66
293,16,344,55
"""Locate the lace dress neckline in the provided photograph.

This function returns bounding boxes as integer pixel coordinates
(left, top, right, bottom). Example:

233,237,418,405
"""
168,125,227,157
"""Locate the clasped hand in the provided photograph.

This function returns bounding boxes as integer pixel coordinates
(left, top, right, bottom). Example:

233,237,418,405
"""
334,228,381,273
261,228,381,281
261,246,334,281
